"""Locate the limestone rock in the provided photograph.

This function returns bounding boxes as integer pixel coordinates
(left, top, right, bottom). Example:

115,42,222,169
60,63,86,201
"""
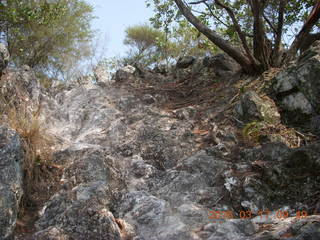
235,91,281,124
93,64,110,85
234,141,320,214
153,64,167,74
176,56,195,69
114,65,136,82
271,40,320,119
203,54,241,77
281,92,313,115
141,94,156,105
0,126,24,240
12,57,317,240
33,227,69,240
0,43,10,75
1,66,40,108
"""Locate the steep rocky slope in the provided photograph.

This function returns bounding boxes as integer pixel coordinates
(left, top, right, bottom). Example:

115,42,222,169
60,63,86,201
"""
1,43,320,240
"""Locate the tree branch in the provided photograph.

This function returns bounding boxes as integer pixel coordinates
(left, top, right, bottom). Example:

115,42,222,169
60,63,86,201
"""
188,0,229,28
300,32,320,52
173,0,260,73
214,0,258,67
288,1,320,60
203,1,230,28
263,13,277,33
189,0,205,4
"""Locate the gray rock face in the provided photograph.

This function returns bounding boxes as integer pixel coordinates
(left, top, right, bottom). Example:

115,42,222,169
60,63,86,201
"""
0,126,24,240
174,54,240,81
93,64,110,85
234,141,320,212
34,82,201,239
203,54,241,77
176,56,195,69
271,40,320,125
172,53,240,94
0,43,10,74
26,66,320,239
1,66,40,109
114,65,136,82
235,91,281,124
281,92,313,114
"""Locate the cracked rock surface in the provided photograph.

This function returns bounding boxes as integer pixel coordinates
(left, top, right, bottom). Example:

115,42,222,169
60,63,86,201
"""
28,76,320,240
0,126,23,240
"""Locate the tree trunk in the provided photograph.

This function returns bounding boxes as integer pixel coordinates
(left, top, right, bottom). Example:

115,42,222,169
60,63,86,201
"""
249,0,271,70
299,32,320,53
173,0,262,74
287,1,320,61
272,0,287,66
214,0,259,67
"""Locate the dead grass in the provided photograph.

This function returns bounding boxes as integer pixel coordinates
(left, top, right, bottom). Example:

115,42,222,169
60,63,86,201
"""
6,104,56,210
241,120,304,148
5,105,62,237
234,67,283,96
0,77,57,211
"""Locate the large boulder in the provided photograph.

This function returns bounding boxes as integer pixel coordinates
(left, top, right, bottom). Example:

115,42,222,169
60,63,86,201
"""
176,56,195,69
203,53,241,77
231,141,320,215
114,65,136,82
281,92,313,115
93,64,110,85
175,54,240,80
0,43,10,75
0,126,24,240
271,40,320,125
1,66,40,108
235,91,281,124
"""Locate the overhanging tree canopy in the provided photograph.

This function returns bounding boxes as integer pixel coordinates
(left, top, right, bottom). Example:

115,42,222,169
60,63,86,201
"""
148,0,320,74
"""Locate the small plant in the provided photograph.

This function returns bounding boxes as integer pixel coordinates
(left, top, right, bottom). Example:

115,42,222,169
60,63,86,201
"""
239,85,246,94
242,121,264,143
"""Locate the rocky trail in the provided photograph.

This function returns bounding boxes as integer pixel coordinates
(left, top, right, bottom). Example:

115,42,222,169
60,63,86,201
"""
1,44,320,240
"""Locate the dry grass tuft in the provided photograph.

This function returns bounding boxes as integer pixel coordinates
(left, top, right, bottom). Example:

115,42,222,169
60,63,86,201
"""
5,104,55,211
242,120,304,148
8,105,52,171
0,78,56,216
1,74,63,237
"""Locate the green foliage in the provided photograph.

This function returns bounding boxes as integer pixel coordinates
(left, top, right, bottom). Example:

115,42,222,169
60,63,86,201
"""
124,24,164,54
0,0,94,79
242,121,264,142
171,19,219,57
123,24,177,67
146,0,177,34
146,0,318,52
146,0,219,60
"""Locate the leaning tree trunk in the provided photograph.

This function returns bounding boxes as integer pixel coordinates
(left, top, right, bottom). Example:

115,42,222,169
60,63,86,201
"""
173,0,262,74
287,1,320,61
299,32,320,53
